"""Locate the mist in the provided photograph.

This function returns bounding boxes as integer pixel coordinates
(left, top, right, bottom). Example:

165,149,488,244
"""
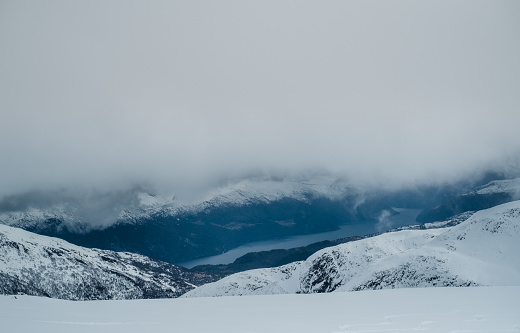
1,1,520,199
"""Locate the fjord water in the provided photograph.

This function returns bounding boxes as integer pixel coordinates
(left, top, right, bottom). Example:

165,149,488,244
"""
178,208,421,268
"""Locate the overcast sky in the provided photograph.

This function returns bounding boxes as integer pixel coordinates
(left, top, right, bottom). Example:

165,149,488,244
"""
1,0,520,197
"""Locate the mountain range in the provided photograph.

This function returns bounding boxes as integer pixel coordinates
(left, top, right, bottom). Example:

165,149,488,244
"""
1,178,519,301
183,200,520,297
1,174,515,264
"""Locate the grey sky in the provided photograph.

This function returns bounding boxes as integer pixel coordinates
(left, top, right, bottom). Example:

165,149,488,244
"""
1,1,519,197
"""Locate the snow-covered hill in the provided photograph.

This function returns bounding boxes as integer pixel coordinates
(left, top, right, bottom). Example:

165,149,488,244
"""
184,200,520,297
0,224,216,300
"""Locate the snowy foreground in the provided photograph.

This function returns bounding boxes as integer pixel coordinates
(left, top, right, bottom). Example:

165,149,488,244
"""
1,286,519,333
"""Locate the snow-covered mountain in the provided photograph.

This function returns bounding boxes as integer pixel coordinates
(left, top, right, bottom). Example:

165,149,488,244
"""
184,200,520,297
0,224,217,300
0,177,369,263
2,175,517,264
469,177,520,196
0,176,357,231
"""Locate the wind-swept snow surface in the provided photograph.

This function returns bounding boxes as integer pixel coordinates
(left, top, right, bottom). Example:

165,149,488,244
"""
1,287,519,333
185,201,520,297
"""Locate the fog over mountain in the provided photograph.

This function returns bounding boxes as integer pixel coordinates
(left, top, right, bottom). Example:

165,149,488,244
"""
1,1,519,199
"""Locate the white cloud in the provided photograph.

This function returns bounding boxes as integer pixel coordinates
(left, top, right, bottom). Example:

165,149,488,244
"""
1,0,519,196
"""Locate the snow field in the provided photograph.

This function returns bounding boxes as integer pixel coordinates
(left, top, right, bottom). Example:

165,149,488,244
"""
1,286,519,333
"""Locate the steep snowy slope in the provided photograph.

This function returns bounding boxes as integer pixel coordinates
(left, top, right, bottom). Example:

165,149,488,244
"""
0,224,217,300
184,200,520,297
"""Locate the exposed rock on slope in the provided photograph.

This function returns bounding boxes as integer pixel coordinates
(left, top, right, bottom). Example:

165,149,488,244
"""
0,224,217,300
184,201,520,297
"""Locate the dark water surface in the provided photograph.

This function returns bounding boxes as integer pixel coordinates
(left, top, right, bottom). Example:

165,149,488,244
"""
178,208,421,268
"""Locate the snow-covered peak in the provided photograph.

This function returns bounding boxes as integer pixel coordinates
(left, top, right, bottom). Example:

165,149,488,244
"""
137,192,176,207
195,176,356,209
0,205,84,231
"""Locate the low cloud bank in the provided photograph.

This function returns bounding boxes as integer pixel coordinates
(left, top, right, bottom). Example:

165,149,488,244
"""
1,1,519,199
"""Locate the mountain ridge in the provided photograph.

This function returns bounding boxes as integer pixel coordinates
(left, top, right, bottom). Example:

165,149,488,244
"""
183,200,520,297
0,224,218,300
1,176,517,264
